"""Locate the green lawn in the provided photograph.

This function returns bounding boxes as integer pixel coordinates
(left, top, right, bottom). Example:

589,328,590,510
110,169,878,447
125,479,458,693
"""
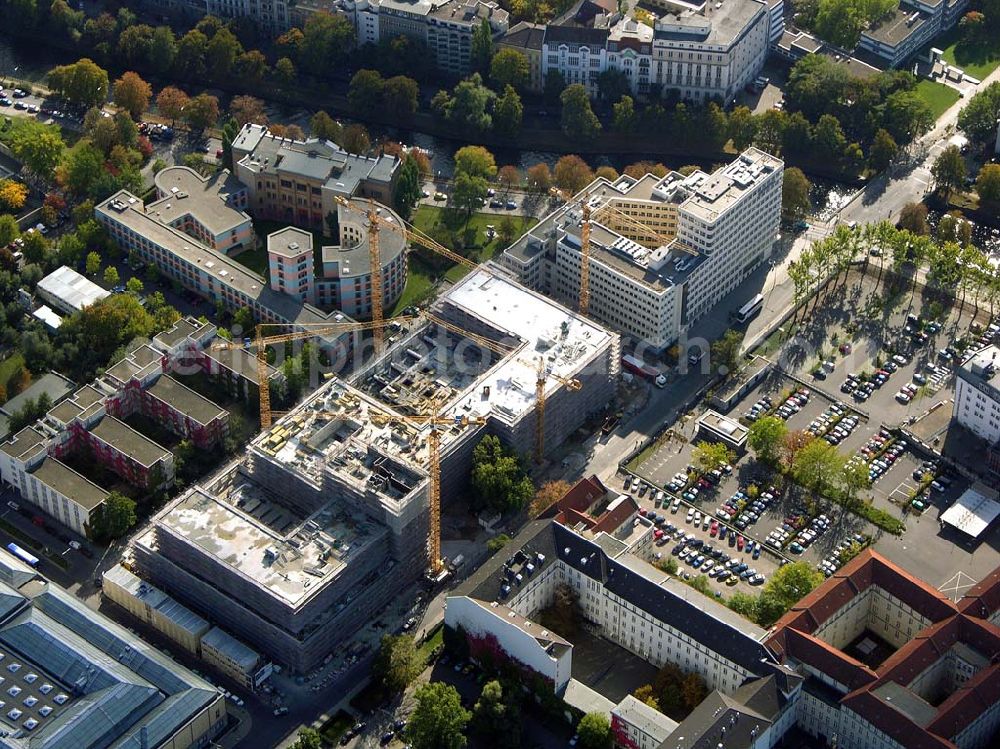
934,27,1000,80
914,79,961,120
416,624,444,665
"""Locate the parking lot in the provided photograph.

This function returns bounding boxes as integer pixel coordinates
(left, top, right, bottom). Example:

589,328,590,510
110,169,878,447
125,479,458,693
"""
628,266,1000,601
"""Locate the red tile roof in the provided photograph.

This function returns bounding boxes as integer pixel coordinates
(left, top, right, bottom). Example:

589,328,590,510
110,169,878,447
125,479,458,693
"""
768,548,1000,747
958,567,1000,620
552,476,637,535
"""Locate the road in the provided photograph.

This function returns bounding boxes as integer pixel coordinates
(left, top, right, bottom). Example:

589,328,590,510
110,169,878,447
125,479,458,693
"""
841,64,1000,228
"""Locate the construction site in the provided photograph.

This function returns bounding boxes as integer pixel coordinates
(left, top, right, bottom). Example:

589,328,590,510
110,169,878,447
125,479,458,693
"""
126,263,618,674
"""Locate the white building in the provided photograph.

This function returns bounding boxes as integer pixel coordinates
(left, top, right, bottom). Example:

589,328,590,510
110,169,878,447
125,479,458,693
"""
501,148,782,352
954,345,1000,444
36,265,110,314
650,0,773,104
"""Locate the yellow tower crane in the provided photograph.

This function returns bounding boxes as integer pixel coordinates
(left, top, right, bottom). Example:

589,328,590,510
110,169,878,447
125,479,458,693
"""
280,404,485,576
530,357,582,464
550,187,592,315
403,411,486,577
212,316,417,430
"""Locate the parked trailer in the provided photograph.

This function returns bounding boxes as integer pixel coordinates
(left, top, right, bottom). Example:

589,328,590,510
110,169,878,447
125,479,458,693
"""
5,543,39,568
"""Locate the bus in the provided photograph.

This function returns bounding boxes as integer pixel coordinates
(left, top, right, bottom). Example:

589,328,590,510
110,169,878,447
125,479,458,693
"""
5,543,39,568
733,294,764,324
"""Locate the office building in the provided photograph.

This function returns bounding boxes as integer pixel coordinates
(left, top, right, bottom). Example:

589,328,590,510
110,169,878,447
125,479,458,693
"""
96,131,403,335
501,148,782,352
954,345,1000,444
128,273,615,672
229,124,400,230
531,0,774,101
859,0,969,68
0,552,226,748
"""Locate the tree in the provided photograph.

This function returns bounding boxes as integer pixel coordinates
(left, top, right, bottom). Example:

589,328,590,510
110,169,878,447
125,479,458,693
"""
275,56,297,85
791,437,844,494
349,69,385,116
472,681,521,749
747,416,787,466
0,215,19,247
126,277,144,295
553,155,594,195
691,440,734,474
85,251,101,276
447,74,494,131
0,180,27,213
680,672,708,712
48,58,109,109
237,49,270,83
373,634,421,694
310,110,341,142
384,75,419,117
394,154,422,221
21,231,49,265
453,172,489,220
113,71,151,120
486,534,511,553
577,712,611,749
931,145,966,197
884,90,934,143
11,122,65,181
898,202,930,235
560,84,601,140
103,266,120,287
300,12,355,74
497,165,520,194
782,167,811,220
471,18,494,74
341,124,370,154
612,95,637,133
156,86,189,124
289,728,322,749
958,81,1000,145
710,329,744,377
407,682,470,749
471,435,534,514
493,85,523,139
595,166,619,181
757,561,824,626
490,48,529,90
526,163,552,194
184,93,220,132
727,592,760,621
455,145,497,181
89,491,137,541
977,163,1000,203
728,106,757,151
530,479,570,517
229,95,267,127
839,457,870,509
813,114,847,159
206,26,243,79
150,25,177,74
869,128,898,171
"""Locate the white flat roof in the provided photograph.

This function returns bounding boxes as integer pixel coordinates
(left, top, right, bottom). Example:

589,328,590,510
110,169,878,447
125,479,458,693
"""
32,305,62,329
37,266,110,311
941,485,1000,538
442,268,613,421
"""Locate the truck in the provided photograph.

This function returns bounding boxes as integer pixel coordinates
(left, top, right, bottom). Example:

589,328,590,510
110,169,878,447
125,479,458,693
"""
621,355,667,388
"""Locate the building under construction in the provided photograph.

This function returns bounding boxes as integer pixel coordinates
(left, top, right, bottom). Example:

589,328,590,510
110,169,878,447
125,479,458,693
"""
127,265,617,672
